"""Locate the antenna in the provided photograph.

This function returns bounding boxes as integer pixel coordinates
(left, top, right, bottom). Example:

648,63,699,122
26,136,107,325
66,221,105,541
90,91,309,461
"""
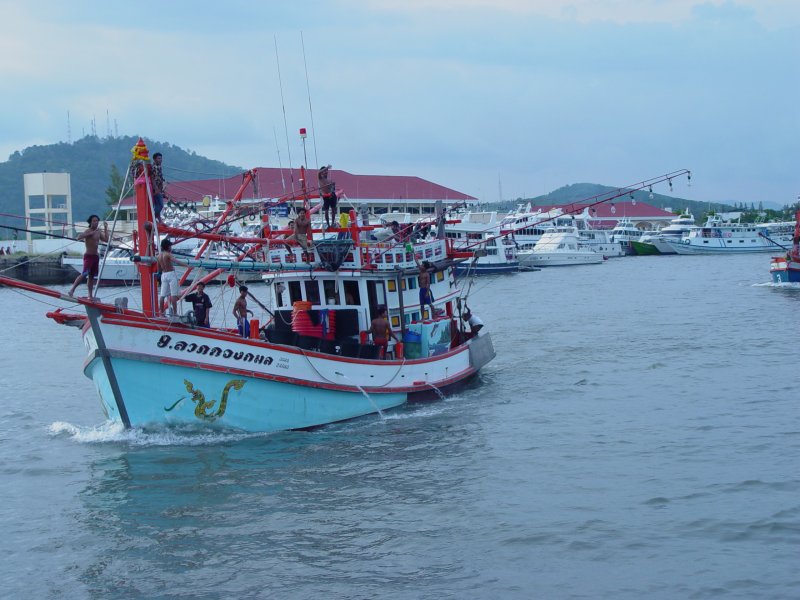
300,31,319,169
274,35,296,199
498,173,502,203
67,110,71,144
106,109,111,138
91,115,97,137
273,126,286,193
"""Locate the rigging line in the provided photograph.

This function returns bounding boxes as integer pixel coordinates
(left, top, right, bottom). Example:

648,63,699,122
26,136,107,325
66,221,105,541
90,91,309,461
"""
273,126,287,194
274,35,296,197
99,163,131,286
300,31,319,169
164,165,240,178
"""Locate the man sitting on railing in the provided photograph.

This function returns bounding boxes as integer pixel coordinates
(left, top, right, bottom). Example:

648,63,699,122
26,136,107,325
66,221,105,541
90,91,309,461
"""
286,208,313,261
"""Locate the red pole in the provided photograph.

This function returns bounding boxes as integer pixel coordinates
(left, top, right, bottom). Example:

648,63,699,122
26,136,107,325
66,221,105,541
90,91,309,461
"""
132,138,157,316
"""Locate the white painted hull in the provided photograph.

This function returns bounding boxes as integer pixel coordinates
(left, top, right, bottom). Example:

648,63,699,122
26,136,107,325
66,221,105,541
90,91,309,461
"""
518,250,603,267
82,309,494,432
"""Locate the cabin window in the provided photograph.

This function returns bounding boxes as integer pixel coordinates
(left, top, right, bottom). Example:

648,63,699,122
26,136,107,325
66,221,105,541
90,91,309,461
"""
304,280,321,305
388,280,397,292
391,316,400,327
343,280,360,305
322,279,339,304
407,277,416,290
288,281,302,304
436,271,444,282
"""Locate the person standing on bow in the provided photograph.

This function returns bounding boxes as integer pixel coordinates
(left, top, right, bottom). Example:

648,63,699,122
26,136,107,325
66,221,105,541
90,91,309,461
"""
184,281,213,328
318,165,337,229
233,285,253,337
68,214,109,300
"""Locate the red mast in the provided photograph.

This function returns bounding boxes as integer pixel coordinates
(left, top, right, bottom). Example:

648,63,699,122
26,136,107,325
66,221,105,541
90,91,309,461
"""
131,138,158,316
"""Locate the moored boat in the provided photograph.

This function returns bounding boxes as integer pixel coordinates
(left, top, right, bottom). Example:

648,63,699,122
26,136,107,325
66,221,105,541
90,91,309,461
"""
666,214,794,254
770,209,800,283
517,226,603,267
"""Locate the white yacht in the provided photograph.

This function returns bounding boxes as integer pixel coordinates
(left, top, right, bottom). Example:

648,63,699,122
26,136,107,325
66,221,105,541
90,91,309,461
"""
608,217,645,255
517,226,603,268
633,210,698,255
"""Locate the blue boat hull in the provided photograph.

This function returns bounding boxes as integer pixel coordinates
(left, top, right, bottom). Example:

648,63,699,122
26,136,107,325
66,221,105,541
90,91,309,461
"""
87,356,407,432
770,258,800,283
454,262,519,275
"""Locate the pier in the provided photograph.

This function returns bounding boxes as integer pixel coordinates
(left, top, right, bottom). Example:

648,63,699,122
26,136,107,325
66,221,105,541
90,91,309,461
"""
0,255,74,286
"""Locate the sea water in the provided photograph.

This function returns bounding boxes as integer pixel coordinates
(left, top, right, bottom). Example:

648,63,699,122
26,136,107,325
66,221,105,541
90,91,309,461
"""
0,253,798,599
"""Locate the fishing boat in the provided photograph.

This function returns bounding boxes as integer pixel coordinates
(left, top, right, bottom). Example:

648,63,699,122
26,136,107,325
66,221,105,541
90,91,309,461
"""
0,139,495,433
770,210,800,283
665,214,794,254
517,226,603,268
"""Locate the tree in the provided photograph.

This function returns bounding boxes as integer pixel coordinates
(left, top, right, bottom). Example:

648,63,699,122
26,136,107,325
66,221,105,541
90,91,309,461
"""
105,164,130,213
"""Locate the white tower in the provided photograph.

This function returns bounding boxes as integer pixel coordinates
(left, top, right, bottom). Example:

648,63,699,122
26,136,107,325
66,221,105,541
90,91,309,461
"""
23,172,73,253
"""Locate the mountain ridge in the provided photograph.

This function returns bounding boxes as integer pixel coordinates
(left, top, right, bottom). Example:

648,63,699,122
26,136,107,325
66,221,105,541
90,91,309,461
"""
0,135,243,230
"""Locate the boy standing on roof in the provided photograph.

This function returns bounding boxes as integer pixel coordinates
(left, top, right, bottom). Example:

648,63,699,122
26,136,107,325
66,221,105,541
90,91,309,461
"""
151,152,167,223
318,165,337,229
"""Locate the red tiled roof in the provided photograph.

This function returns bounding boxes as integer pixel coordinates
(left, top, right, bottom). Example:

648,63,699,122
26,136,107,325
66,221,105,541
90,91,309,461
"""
171,167,473,203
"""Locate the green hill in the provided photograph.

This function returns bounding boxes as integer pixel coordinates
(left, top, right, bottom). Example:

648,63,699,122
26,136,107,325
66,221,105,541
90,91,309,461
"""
0,135,243,231
488,182,737,217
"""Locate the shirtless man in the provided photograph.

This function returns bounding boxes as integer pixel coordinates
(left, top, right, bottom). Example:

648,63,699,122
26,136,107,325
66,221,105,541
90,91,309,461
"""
369,305,399,359
233,285,253,337
288,207,312,259
68,214,109,299
157,238,187,317
413,255,436,318
318,165,337,229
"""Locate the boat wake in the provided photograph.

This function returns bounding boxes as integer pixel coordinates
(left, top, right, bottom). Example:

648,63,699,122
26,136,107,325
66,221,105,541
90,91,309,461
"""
753,281,800,289
48,420,267,446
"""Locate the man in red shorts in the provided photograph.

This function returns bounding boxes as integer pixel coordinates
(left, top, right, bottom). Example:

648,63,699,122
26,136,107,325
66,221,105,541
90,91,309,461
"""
369,305,399,359
68,214,109,299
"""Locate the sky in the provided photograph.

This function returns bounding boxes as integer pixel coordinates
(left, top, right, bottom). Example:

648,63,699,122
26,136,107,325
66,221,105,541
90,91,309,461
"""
1,0,798,205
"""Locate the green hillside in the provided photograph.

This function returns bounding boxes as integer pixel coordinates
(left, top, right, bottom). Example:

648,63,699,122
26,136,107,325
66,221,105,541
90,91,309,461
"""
488,182,736,217
0,135,243,230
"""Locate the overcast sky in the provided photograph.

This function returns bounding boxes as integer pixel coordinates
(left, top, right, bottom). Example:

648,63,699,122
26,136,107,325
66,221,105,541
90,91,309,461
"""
2,0,798,205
